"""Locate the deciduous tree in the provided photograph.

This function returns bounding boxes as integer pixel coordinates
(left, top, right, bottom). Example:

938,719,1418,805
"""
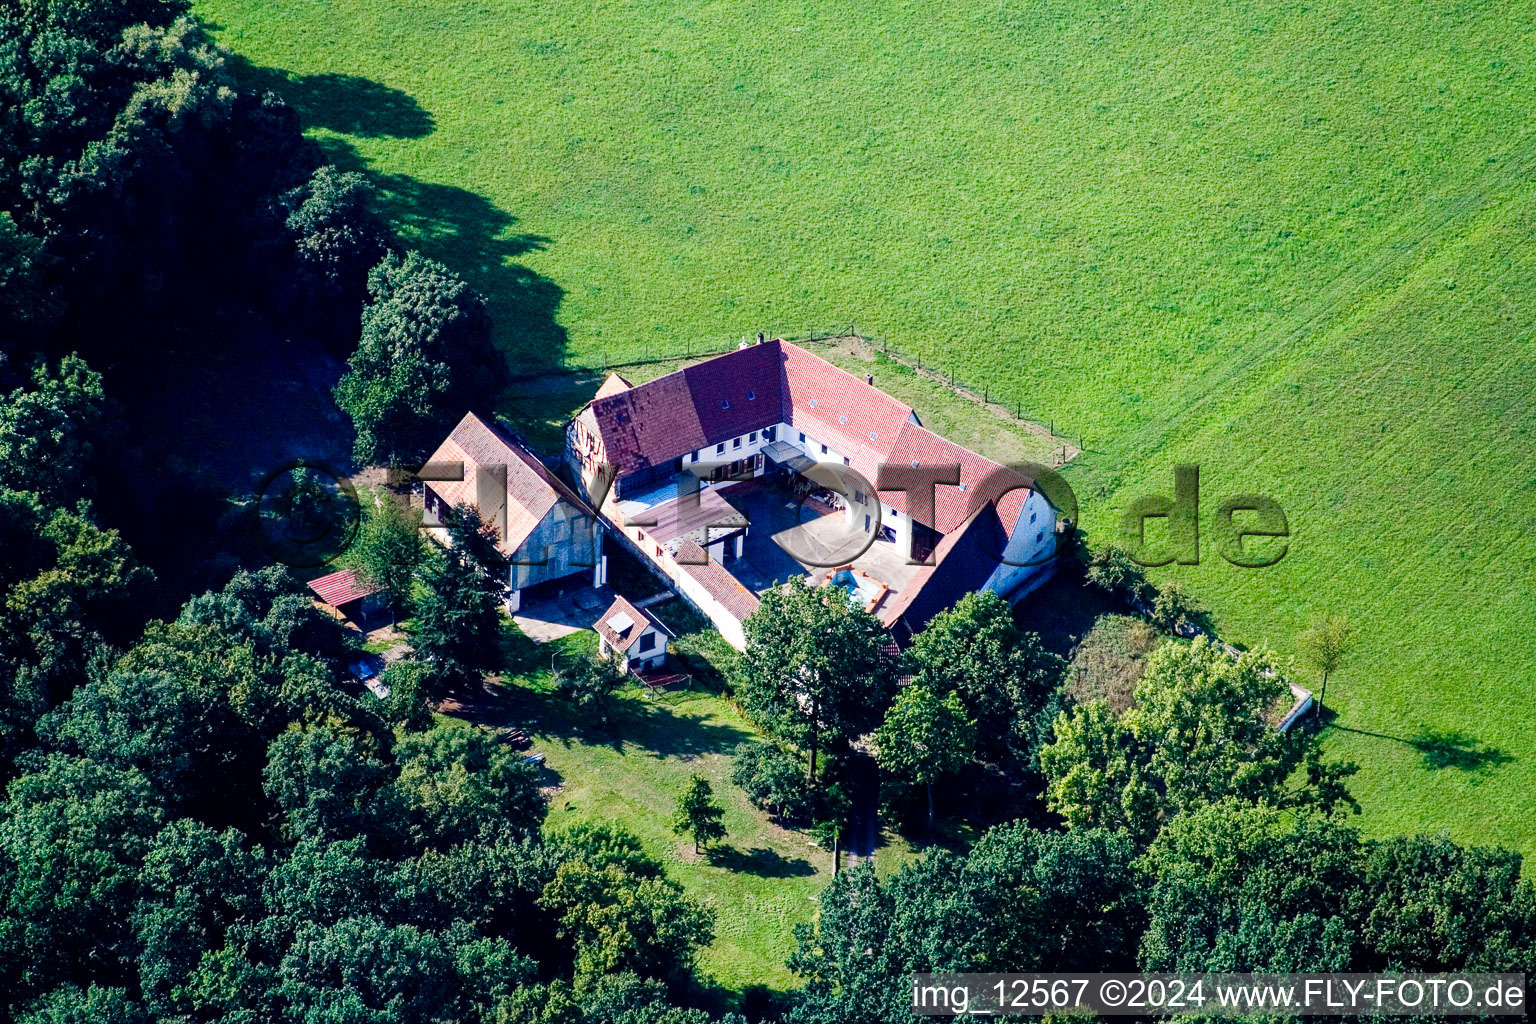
905,590,1064,775
353,492,424,616
1297,612,1354,710
874,684,974,832
740,577,893,782
670,774,726,854
334,251,502,464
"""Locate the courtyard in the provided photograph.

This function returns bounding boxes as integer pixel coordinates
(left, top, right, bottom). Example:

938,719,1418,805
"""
721,479,924,613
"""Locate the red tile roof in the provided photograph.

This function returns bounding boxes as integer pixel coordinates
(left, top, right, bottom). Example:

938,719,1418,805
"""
580,340,1033,536
593,595,670,653
675,539,761,622
593,373,634,400
307,568,379,608
585,343,785,476
878,504,1008,635
424,412,593,555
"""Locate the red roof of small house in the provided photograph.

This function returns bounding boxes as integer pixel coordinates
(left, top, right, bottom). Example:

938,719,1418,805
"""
307,568,379,608
424,412,594,556
593,595,672,653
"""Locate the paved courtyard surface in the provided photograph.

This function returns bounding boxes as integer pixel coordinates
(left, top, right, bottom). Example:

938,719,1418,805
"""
513,585,615,643
726,480,922,597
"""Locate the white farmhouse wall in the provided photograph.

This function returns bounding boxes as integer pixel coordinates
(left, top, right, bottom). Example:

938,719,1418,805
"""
983,488,1058,599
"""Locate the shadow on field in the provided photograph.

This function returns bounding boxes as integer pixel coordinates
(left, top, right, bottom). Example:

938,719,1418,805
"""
325,139,569,374
1331,722,1513,779
223,55,570,373
228,58,436,138
706,845,815,878
460,675,753,762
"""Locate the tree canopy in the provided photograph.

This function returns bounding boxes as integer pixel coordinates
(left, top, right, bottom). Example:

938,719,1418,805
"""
1040,637,1358,839
739,577,894,781
335,251,504,465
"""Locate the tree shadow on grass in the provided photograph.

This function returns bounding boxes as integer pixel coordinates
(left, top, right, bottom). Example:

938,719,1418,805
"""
1409,728,1513,775
705,844,814,878
227,56,436,139
1331,722,1513,781
323,139,568,374
459,676,753,762
222,55,570,374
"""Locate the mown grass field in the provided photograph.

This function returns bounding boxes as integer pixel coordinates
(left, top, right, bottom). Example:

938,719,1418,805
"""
198,0,1536,855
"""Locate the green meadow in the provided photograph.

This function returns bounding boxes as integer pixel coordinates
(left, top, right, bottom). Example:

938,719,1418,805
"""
198,0,1536,856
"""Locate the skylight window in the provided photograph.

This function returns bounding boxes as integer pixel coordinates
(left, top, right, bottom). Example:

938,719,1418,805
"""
721,400,730,409
747,390,756,400
869,432,878,441
839,415,847,424
911,460,920,468
809,399,818,408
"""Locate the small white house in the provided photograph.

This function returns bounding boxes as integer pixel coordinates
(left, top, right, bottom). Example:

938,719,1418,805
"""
593,596,671,674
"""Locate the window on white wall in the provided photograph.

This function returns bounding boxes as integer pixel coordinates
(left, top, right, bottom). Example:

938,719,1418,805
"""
749,431,757,442
638,632,656,653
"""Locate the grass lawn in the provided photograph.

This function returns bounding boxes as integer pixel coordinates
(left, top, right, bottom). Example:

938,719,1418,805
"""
458,617,921,995
198,0,1536,852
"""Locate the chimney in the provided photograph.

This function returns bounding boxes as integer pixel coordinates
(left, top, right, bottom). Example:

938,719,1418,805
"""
866,374,874,386
756,332,765,344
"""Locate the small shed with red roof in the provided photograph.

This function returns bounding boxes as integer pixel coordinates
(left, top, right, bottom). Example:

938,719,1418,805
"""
307,568,386,626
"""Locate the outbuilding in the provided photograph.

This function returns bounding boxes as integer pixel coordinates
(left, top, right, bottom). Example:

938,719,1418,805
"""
593,595,671,674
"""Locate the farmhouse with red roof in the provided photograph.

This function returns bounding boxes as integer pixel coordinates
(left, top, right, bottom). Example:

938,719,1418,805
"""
423,412,605,612
564,338,1060,648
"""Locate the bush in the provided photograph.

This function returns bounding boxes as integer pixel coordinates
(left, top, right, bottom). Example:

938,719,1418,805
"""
1086,544,1153,606
1126,620,1160,654
731,743,815,823
553,655,626,726
1151,581,1200,633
